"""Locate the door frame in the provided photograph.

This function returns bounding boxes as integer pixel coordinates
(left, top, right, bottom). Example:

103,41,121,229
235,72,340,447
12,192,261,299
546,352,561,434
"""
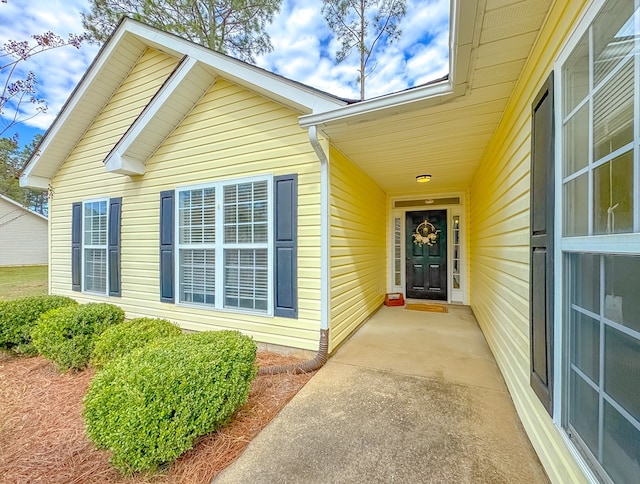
387,192,467,304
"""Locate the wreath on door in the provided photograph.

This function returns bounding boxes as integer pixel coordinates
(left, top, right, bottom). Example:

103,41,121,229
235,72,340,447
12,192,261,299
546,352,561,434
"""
412,220,441,247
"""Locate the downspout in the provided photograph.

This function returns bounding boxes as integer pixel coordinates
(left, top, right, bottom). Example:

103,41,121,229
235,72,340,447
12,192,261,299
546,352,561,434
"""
259,125,330,375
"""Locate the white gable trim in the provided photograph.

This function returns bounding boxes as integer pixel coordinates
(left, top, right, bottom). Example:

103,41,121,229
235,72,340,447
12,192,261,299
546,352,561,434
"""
122,20,348,115
104,55,218,176
20,18,348,189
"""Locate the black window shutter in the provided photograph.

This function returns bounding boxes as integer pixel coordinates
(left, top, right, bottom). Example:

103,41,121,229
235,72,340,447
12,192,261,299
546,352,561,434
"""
274,174,298,318
108,197,122,297
159,190,175,303
71,202,82,292
530,72,555,416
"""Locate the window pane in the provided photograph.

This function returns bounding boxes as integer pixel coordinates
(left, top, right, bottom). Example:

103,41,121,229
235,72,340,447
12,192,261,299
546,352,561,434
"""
180,249,215,305
224,249,268,311
604,255,640,332
224,181,268,244
84,201,107,246
571,310,600,383
594,151,634,234
603,401,640,483
569,372,600,456
563,32,589,115
563,104,589,177
604,325,640,419
593,60,634,162
84,248,106,293
593,0,637,87
394,217,401,286
571,253,600,314
563,174,588,236
179,188,215,244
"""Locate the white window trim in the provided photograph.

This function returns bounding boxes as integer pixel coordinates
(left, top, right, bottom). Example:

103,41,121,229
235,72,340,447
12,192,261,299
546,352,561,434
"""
174,175,274,316
81,197,109,295
386,192,467,304
553,1,640,481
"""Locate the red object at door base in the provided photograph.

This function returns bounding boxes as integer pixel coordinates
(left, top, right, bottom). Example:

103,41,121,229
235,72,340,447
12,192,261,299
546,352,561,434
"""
384,293,405,306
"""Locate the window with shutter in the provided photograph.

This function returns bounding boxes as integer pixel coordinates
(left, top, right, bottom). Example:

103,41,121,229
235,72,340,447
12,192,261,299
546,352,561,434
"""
166,175,298,317
160,175,298,317
72,198,121,296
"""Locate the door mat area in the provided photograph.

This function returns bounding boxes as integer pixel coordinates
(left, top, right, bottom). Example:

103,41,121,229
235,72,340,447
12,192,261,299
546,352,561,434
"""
405,303,448,313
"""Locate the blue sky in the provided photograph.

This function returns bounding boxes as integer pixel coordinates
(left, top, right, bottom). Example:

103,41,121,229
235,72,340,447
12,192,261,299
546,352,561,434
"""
0,0,449,146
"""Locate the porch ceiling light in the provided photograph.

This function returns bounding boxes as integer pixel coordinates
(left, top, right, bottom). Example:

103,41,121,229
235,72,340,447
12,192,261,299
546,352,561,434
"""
416,174,432,183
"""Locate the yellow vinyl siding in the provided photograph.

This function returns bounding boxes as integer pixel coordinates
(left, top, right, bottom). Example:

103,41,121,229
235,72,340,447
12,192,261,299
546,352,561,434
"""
49,70,322,350
469,1,589,483
329,146,386,352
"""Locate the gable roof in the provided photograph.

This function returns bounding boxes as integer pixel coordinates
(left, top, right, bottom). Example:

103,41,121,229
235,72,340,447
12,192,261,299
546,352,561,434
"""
0,194,48,222
21,0,555,195
20,18,349,188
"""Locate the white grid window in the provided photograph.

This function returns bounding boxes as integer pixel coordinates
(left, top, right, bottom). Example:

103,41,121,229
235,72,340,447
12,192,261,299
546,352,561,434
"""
83,200,108,294
559,1,640,481
176,178,271,314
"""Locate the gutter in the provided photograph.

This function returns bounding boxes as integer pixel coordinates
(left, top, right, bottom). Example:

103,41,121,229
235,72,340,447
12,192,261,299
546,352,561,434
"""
299,77,453,128
259,125,330,375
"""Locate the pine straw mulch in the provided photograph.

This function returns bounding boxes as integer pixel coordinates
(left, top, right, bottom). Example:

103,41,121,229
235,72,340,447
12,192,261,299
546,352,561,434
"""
0,351,315,483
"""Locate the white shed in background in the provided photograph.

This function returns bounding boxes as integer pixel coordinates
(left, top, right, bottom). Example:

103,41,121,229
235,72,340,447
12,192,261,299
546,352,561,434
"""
0,194,48,266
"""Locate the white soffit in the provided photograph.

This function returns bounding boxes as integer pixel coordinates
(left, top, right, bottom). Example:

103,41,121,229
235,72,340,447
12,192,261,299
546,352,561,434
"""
302,0,553,196
104,56,218,175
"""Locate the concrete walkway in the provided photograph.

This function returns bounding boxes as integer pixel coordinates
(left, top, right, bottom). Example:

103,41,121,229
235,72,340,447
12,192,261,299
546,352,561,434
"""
215,304,549,484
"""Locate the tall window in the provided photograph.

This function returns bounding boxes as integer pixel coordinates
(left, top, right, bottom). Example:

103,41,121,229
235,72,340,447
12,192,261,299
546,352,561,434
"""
176,178,271,313
83,199,108,294
559,1,640,481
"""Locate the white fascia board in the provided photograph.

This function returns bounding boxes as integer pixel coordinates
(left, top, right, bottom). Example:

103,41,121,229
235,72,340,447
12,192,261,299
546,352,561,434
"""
299,78,454,128
122,20,348,115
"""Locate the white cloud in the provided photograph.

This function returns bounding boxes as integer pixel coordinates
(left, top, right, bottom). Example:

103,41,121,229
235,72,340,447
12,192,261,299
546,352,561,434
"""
0,0,99,131
1,0,449,135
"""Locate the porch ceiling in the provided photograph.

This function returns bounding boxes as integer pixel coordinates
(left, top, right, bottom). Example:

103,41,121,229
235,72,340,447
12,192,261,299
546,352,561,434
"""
316,0,552,197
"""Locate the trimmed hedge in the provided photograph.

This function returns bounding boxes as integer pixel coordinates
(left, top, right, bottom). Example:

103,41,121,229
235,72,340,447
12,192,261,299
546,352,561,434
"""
83,330,257,474
31,303,125,371
0,295,78,355
91,317,182,368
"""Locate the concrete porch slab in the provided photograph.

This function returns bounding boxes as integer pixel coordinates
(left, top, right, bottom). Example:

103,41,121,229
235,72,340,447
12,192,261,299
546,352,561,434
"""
214,305,549,483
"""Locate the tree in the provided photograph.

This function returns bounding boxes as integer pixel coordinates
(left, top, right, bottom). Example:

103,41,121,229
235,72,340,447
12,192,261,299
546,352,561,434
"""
82,0,281,63
0,134,48,215
322,0,406,100
1,30,85,140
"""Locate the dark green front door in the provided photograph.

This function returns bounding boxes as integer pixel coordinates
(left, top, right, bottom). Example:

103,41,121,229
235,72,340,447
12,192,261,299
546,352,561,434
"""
406,210,447,300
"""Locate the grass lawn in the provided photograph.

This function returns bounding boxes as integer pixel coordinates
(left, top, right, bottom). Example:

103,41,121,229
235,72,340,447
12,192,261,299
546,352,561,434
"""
0,265,48,301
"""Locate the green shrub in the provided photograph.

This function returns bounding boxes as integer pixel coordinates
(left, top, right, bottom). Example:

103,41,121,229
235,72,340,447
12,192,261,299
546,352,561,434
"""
0,295,78,355
31,303,125,371
91,317,182,368
83,330,257,474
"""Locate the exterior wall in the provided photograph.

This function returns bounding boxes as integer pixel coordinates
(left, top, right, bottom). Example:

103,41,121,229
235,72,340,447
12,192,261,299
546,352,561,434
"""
329,145,386,352
49,51,323,350
469,1,589,483
0,197,48,266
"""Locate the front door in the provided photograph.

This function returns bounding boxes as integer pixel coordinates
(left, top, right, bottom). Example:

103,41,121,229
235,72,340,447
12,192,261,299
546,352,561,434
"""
406,210,447,300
